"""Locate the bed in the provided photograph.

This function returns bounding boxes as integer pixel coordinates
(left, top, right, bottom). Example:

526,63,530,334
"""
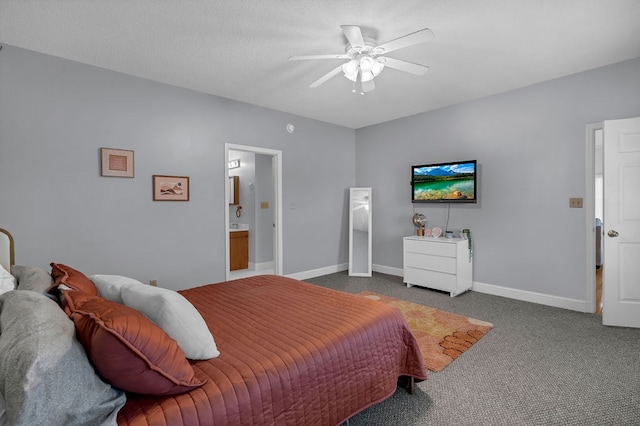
0,228,426,426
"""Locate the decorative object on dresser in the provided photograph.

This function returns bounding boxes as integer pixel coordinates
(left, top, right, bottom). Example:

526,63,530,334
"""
100,148,134,178
403,235,473,296
412,212,427,236
359,291,493,372
152,175,190,201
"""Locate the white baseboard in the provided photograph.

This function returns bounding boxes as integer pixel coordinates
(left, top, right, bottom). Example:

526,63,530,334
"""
372,264,403,277
472,281,588,312
286,263,348,281
372,264,588,312
288,264,587,313
250,261,274,271
289,263,400,281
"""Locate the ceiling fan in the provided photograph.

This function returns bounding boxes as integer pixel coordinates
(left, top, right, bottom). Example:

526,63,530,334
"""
289,25,434,94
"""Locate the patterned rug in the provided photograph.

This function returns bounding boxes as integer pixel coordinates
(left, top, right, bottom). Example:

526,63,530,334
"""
358,291,493,372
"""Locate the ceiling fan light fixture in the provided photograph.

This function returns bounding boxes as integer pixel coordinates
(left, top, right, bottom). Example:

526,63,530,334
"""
343,71,358,82
342,56,385,85
361,70,374,83
359,55,375,72
292,25,433,93
342,60,358,82
371,59,384,76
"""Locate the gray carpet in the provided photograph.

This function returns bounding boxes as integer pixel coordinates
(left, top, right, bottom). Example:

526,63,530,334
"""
305,272,640,426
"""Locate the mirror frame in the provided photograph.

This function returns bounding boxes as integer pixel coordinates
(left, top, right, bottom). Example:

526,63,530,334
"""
348,187,372,277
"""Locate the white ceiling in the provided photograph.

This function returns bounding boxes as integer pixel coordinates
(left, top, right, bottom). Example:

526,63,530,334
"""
1,1,639,129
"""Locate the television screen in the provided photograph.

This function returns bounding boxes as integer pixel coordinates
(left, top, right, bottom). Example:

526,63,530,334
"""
411,160,477,203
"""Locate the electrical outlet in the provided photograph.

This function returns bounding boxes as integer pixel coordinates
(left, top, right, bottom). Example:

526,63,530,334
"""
569,198,583,208
149,279,158,287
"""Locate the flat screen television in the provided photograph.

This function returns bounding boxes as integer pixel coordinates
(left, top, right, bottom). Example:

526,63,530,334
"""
411,160,477,203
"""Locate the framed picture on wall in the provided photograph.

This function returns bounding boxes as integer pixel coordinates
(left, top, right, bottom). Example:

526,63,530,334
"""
153,175,190,201
100,148,134,177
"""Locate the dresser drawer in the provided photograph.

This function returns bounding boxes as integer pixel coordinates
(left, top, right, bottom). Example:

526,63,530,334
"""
404,252,457,274
404,267,456,292
404,239,456,257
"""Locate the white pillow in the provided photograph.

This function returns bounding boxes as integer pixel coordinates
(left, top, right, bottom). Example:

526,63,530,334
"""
90,274,144,304
120,284,220,360
0,265,15,296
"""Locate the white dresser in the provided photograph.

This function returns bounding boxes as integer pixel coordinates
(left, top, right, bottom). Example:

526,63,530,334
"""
403,236,473,297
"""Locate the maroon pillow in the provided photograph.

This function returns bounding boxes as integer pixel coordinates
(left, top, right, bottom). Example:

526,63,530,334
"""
64,291,205,395
49,263,98,296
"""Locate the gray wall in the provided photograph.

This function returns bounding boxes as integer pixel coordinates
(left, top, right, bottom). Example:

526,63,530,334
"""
356,57,640,302
3,43,638,304
0,45,355,290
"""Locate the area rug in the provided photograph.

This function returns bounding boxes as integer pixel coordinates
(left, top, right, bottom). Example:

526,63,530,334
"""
358,291,493,372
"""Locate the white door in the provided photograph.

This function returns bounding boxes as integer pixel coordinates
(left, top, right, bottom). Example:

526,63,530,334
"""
602,116,640,328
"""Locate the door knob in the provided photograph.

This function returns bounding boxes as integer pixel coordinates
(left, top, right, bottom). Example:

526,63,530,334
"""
607,230,619,237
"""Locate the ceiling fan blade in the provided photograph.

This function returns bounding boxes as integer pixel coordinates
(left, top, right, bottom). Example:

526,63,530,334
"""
376,28,434,54
340,25,366,51
309,64,344,88
362,79,375,93
289,54,349,61
380,57,430,75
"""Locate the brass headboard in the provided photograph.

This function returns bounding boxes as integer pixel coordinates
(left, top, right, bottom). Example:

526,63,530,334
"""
0,228,15,271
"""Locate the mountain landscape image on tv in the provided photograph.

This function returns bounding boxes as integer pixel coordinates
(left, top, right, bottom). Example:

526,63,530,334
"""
411,160,477,203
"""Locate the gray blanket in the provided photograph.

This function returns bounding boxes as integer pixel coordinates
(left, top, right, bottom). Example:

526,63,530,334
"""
0,290,125,426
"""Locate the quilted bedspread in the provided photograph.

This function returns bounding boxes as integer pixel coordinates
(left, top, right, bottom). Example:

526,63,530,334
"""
117,275,426,426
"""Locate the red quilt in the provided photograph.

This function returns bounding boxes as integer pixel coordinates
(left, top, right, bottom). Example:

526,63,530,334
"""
117,275,426,425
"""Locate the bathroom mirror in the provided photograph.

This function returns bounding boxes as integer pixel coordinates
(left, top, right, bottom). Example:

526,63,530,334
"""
349,187,372,276
228,176,239,205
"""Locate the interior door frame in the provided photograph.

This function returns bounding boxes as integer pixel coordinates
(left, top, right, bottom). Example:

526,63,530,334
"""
224,143,283,279
584,122,601,314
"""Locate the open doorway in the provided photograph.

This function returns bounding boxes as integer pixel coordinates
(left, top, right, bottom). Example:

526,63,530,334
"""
585,123,603,314
224,144,283,280
593,127,604,314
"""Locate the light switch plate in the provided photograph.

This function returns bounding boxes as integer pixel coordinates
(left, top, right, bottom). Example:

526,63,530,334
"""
569,197,583,208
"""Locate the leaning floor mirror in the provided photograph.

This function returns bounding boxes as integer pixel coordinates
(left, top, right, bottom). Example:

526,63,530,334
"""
348,187,372,276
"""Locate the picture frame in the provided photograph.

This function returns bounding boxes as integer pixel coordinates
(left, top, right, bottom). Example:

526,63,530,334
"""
101,148,134,177
153,175,190,201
